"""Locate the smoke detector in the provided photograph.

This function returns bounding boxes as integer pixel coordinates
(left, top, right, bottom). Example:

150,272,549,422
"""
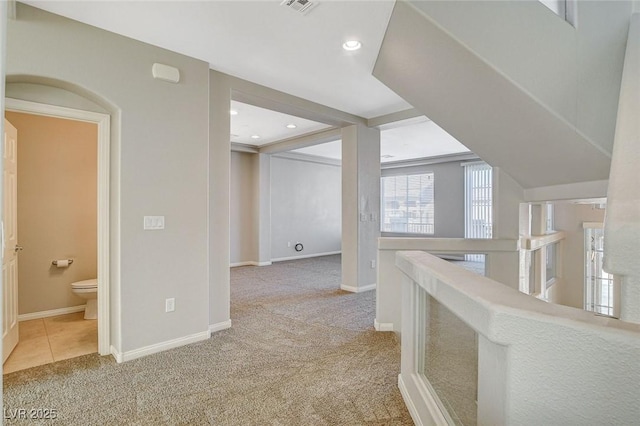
280,0,315,14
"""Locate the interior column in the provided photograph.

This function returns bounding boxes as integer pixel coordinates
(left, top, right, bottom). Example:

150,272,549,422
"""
341,124,380,292
257,153,271,266
209,71,231,327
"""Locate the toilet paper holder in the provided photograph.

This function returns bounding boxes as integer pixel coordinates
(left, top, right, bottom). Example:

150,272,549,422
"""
52,259,74,266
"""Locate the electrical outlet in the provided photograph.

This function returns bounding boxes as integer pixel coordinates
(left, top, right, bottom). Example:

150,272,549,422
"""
165,298,175,312
370,260,376,269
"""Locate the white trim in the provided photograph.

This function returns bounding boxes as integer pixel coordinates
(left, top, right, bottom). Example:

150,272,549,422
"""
116,330,210,363
340,283,376,293
374,318,394,332
6,98,109,124
18,305,86,321
230,261,272,267
398,375,425,426
110,345,123,363
271,250,341,263
209,319,232,335
272,151,341,167
399,372,452,425
5,98,112,356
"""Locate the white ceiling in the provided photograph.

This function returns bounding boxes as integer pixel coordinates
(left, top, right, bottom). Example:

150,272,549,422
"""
230,101,332,146
380,117,470,162
25,0,412,119
292,117,470,162
24,1,469,160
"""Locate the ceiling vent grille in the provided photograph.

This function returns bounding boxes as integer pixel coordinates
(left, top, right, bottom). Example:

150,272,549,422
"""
280,0,315,14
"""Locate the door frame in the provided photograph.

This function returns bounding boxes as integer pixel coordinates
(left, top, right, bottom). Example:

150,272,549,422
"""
5,98,111,355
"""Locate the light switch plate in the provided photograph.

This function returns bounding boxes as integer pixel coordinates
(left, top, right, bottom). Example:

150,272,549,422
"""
144,216,165,230
165,298,175,312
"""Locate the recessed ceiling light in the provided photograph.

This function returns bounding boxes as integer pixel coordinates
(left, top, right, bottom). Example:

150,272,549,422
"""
251,135,260,139
286,124,297,129
342,40,362,51
229,110,238,115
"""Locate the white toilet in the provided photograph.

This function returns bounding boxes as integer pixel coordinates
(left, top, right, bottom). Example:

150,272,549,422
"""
71,279,98,320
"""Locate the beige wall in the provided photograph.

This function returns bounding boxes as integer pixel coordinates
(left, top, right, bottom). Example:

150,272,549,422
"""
5,111,97,315
230,151,258,264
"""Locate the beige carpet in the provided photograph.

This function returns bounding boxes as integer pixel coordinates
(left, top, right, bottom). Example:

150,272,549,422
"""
3,255,412,425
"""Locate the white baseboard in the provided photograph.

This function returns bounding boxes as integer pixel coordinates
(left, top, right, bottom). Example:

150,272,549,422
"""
209,319,232,335
340,283,376,293
271,251,341,263
113,330,210,363
110,345,123,363
398,375,424,426
230,261,272,267
18,305,86,321
374,318,394,332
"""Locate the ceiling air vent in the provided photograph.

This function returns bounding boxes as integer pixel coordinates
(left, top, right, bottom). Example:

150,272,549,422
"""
280,0,315,14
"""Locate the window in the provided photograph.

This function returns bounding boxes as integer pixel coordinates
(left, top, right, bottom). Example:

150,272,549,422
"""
381,173,434,234
584,225,618,317
464,162,492,262
545,203,554,233
546,242,557,283
464,162,492,240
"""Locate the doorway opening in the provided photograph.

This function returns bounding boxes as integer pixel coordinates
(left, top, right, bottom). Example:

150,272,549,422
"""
3,99,110,373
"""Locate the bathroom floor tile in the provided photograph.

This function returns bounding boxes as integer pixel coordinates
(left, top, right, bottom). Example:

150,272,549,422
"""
49,326,98,362
43,312,90,335
3,334,53,374
3,312,97,374
18,318,48,340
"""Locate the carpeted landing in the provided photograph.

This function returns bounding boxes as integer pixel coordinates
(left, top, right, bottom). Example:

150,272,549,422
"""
3,255,413,425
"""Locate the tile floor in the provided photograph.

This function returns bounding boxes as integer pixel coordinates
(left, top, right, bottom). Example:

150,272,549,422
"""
3,312,97,374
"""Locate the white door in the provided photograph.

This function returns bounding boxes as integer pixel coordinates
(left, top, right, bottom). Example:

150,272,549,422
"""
3,118,19,363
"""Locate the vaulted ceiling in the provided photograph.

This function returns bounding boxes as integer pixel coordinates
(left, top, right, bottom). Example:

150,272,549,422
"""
24,0,412,119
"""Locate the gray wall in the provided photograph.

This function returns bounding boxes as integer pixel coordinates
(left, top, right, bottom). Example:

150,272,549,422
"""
271,155,341,260
230,151,258,264
381,160,465,238
374,1,618,190
410,0,631,155
8,4,210,352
